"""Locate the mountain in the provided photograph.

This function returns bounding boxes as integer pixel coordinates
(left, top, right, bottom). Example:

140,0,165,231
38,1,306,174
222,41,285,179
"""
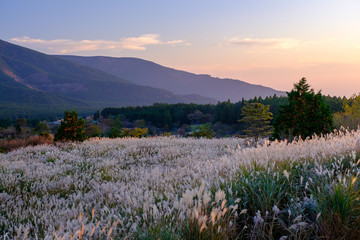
0,69,90,118
0,39,216,118
56,56,285,102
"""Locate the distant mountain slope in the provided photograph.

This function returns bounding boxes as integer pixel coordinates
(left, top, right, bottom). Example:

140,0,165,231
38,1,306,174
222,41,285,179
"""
57,56,285,102
0,39,216,117
0,70,91,118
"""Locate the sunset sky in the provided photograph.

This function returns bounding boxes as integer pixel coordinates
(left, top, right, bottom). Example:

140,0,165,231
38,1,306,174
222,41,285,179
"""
1,0,360,97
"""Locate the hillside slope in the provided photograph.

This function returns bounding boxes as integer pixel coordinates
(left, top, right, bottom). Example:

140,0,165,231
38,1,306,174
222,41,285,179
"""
0,39,217,117
0,70,91,118
57,56,285,102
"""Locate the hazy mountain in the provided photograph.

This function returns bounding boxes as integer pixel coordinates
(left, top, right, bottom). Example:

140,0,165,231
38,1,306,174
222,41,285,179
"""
56,56,285,102
0,39,216,117
0,69,92,118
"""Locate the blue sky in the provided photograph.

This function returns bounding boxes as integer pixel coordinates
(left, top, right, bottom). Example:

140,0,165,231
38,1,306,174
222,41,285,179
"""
1,0,360,96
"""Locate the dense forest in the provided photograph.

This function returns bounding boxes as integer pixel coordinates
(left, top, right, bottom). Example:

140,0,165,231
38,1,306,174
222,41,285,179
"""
0,92,351,140
98,94,345,137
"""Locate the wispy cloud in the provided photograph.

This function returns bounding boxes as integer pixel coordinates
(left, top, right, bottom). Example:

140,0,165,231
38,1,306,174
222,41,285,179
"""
10,34,186,53
224,37,300,50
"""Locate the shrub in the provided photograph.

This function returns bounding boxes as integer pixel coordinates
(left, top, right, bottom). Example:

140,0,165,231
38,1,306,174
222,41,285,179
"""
192,124,215,139
108,127,148,138
84,125,102,138
121,127,148,138
108,127,121,138
162,132,172,137
33,122,50,135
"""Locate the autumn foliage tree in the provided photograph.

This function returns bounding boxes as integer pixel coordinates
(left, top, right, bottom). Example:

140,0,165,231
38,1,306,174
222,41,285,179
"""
122,128,148,138
54,110,86,142
84,124,102,138
272,78,333,140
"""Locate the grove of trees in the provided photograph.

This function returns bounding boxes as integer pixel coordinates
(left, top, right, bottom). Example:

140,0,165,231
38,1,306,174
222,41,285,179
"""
272,78,334,140
1,77,357,143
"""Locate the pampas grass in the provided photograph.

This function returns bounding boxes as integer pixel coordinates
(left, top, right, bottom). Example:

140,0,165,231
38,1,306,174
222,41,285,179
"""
0,130,360,239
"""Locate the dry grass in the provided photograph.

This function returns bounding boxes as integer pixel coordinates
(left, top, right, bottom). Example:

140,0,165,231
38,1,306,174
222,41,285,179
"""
0,135,54,153
1,131,360,238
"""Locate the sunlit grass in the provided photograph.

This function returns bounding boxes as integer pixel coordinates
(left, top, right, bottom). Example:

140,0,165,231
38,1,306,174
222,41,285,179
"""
0,131,360,239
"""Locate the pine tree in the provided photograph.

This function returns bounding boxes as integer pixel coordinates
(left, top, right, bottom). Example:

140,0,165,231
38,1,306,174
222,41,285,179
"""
54,110,86,142
239,102,273,142
272,78,334,140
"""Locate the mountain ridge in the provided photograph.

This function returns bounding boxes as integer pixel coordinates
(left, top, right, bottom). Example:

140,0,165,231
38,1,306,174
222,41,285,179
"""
0,38,286,119
56,55,286,102
0,39,216,118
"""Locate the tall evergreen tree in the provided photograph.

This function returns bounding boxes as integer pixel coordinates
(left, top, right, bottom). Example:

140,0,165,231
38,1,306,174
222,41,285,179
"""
54,110,86,142
239,102,273,142
272,78,334,140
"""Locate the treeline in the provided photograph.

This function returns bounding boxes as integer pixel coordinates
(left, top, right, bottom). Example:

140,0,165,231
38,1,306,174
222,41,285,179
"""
0,90,350,140
101,94,345,129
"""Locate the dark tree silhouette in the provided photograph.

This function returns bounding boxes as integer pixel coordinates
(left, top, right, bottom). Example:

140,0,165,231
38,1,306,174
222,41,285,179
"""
272,78,334,140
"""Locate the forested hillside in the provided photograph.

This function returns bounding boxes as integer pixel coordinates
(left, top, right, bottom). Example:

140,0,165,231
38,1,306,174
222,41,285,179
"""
0,39,217,118
57,55,286,102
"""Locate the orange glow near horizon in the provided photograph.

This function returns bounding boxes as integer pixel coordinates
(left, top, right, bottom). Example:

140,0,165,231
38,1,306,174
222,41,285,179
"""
171,39,360,97
8,36,360,98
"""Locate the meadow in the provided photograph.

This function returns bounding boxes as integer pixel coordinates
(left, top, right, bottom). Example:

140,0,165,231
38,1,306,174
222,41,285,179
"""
1,130,360,239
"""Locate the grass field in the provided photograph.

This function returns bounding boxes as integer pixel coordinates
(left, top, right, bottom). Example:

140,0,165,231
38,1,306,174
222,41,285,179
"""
1,130,360,239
